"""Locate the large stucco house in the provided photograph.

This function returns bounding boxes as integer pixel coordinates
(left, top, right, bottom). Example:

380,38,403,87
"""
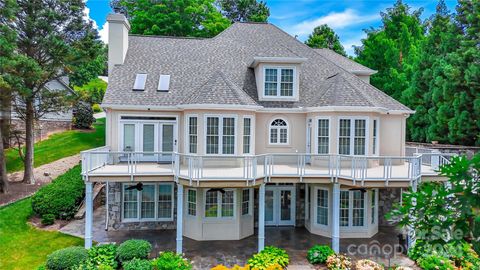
81,13,449,254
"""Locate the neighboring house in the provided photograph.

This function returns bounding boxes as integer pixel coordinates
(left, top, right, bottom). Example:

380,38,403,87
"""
8,76,74,144
81,14,450,253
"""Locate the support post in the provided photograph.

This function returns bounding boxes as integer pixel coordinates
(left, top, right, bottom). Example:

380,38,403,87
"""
176,184,184,254
258,183,266,252
332,183,340,253
85,182,93,249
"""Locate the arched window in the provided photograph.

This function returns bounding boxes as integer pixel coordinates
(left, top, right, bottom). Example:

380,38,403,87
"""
269,118,288,144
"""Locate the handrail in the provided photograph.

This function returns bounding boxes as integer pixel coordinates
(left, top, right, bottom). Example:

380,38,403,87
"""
81,148,455,185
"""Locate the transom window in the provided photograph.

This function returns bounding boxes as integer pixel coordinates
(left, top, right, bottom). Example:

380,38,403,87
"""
340,190,366,227
269,118,288,144
264,67,295,97
317,119,330,154
338,118,368,155
205,116,236,155
205,189,235,218
122,183,174,221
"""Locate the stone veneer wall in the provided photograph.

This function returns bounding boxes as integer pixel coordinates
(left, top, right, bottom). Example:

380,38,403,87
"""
107,182,176,230
378,187,403,226
295,184,305,227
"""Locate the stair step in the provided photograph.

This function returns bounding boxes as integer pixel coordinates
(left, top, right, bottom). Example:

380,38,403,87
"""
74,183,105,220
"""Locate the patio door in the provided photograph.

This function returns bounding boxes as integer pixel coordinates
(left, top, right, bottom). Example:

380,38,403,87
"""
265,185,296,226
158,123,176,163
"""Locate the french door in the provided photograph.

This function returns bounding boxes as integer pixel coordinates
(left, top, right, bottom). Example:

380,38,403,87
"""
121,121,177,162
265,185,296,226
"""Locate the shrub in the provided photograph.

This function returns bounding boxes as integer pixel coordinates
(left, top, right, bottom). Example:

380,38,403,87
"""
46,246,88,270
211,265,249,270
73,101,95,129
92,104,102,113
123,258,152,270
116,239,152,263
151,251,192,270
355,259,384,270
306,245,335,264
41,213,55,225
84,244,118,269
417,255,456,270
247,246,289,270
325,254,351,270
32,165,84,219
444,241,480,269
474,216,480,254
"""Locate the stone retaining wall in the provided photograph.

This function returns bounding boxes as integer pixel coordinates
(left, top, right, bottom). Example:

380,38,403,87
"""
10,119,71,144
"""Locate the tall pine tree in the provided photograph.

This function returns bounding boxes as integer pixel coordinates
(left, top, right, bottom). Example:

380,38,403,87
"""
355,0,424,101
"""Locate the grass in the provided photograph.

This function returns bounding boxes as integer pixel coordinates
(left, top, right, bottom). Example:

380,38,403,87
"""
6,118,105,173
0,198,84,270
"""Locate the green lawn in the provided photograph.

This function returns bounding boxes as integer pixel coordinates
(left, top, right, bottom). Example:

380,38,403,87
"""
0,198,84,270
6,118,105,173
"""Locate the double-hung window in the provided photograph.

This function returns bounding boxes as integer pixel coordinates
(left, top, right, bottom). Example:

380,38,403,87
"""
264,67,295,97
205,189,235,218
187,189,196,216
242,189,251,215
317,118,330,154
206,116,236,154
372,119,379,155
122,183,174,221
187,116,198,153
243,117,252,154
338,118,368,155
339,190,366,227
269,119,288,144
316,188,328,226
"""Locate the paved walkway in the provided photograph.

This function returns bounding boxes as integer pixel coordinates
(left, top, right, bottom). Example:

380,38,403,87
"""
0,154,81,206
62,207,418,269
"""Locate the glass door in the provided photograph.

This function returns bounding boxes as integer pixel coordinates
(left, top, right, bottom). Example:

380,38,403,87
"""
265,186,296,226
159,123,176,163
140,123,156,161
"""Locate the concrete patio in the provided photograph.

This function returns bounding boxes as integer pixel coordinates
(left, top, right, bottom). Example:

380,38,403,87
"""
61,206,417,269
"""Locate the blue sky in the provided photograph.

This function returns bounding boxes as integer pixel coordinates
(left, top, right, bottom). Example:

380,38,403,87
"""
85,0,458,55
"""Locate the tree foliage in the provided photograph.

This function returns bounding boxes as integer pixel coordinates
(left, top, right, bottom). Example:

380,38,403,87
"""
111,0,231,37
218,0,270,22
305,24,346,56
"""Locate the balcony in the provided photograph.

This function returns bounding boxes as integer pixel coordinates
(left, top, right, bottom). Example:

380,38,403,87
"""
81,146,453,187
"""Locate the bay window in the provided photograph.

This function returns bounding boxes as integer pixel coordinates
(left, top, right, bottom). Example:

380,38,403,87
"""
187,116,198,153
317,118,330,154
243,117,252,154
242,189,251,215
339,190,366,227
338,118,368,155
206,116,236,155
122,183,174,221
204,189,235,218
316,188,328,226
187,189,196,216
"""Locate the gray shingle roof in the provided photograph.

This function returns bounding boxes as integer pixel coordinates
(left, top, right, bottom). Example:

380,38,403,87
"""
103,22,410,112
313,48,376,75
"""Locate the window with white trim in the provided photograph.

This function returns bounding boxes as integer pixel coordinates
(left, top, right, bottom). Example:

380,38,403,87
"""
316,188,328,226
204,189,235,218
122,183,174,221
187,189,196,216
338,118,368,155
317,119,329,154
242,189,250,215
339,190,366,227
187,116,198,153
243,117,252,154
269,119,288,144
206,116,236,154
264,67,295,97
372,119,378,155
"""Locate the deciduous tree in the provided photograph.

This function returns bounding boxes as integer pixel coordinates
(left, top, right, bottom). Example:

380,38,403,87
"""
305,24,346,56
218,0,270,22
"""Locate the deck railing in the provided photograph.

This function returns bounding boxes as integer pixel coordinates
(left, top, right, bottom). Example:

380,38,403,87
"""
81,147,455,184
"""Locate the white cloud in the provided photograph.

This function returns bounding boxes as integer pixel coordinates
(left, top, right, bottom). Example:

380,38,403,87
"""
98,22,109,44
341,33,367,56
287,9,378,37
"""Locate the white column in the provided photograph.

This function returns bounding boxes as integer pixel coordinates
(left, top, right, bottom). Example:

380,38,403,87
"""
176,184,184,254
85,182,93,249
332,183,340,253
258,183,266,252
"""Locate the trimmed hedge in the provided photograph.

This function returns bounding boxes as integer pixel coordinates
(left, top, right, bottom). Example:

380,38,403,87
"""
32,165,85,220
46,246,87,270
116,239,152,263
123,258,152,270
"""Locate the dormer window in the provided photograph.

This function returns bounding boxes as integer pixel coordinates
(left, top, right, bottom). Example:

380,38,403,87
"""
264,67,295,97
133,73,147,91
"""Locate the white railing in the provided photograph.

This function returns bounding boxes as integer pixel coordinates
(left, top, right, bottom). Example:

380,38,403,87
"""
81,148,455,185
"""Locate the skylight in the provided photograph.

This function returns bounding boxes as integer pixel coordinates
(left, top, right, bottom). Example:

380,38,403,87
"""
133,73,147,90
158,75,170,91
